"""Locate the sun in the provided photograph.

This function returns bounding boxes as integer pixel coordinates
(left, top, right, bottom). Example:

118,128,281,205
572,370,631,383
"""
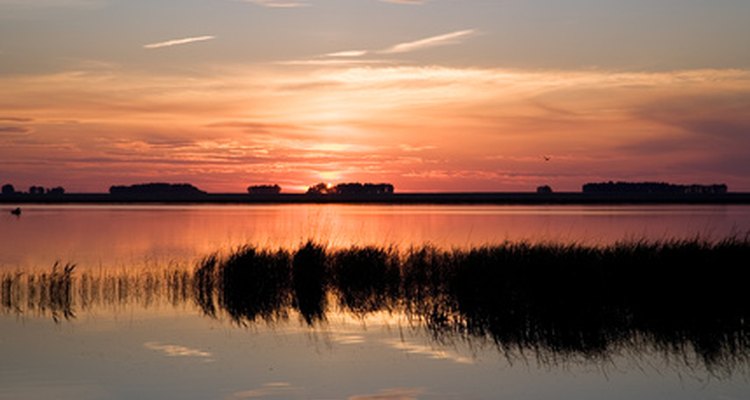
319,171,341,182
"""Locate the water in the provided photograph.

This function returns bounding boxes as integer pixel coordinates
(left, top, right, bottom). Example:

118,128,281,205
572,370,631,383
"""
1,204,750,399
1,204,748,269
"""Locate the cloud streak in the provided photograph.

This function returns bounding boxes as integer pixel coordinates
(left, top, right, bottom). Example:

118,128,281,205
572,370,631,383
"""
326,50,369,58
349,388,425,400
245,0,309,8
143,35,216,49
381,29,476,54
0,116,33,122
322,29,476,60
229,382,299,399
0,0,102,7
0,126,30,134
380,0,427,4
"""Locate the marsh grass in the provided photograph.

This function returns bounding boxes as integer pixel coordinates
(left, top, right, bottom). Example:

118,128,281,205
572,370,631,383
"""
2,262,78,322
194,250,279,323
2,266,193,320
3,237,750,371
330,245,400,315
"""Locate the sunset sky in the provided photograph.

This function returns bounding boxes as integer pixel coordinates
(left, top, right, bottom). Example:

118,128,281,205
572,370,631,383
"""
1,0,749,193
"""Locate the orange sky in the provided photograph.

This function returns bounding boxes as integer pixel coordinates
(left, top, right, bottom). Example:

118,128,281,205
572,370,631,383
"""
2,66,749,192
1,1,750,192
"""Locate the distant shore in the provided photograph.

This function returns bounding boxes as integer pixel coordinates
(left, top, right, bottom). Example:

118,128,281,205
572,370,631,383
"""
2,192,750,205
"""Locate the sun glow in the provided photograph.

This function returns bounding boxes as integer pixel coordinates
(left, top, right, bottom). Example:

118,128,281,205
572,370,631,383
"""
1,66,749,192
319,171,341,182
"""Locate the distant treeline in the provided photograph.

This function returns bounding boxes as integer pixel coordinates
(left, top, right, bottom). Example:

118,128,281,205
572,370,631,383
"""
246,182,395,196
247,184,282,195
307,182,394,196
1,183,65,196
583,181,728,194
3,180,740,199
109,183,207,196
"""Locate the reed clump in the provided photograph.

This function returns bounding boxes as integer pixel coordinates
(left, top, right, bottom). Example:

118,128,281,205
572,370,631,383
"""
330,245,400,315
1,267,192,320
218,246,292,323
3,237,749,371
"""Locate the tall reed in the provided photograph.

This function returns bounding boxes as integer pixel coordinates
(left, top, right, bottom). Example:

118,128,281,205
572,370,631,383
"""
3,237,749,371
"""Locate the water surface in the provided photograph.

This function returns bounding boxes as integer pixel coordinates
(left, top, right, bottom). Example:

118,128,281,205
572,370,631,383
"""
2,204,748,269
1,204,749,399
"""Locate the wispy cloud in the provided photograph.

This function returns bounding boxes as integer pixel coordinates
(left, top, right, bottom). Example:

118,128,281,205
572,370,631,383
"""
382,29,476,54
320,29,476,60
0,116,33,122
380,0,427,4
228,382,300,399
349,387,425,400
244,0,309,8
0,126,30,134
0,0,103,7
143,35,215,49
326,50,369,58
399,144,435,153
277,59,391,66
318,28,476,64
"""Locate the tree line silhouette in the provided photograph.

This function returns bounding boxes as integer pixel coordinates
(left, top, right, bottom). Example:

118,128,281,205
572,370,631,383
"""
583,181,728,194
2,180,736,197
1,184,65,196
109,183,207,196
306,182,394,196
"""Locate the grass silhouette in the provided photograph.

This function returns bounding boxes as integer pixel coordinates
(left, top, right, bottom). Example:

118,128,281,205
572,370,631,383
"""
3,237,750,372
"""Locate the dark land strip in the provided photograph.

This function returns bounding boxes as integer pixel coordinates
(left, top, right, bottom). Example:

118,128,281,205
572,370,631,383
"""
3,192,750,205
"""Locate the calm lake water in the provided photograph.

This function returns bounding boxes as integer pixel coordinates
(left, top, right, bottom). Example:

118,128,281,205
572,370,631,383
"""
1,204,749,269
2,204,750,400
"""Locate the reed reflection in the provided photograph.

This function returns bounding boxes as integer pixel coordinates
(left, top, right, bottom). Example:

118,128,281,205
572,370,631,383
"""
205,247,293,323
3,238,750,374
2,264,193,321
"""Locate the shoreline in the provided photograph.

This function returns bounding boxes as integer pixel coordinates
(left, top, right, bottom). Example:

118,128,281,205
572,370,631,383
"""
2,192,750,205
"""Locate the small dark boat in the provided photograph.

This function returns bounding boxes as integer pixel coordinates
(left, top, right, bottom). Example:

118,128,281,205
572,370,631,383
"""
10,207,21,216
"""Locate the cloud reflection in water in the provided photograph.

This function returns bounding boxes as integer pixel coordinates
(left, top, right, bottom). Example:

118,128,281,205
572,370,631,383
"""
144,342,214,362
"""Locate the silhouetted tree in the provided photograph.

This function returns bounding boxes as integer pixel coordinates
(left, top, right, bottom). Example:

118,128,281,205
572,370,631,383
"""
1,184,15,195
306,182,394,196
583,181,728,194
47,187,65,195
335,183,394,196
109,183,206,196
247,184,281,195
29,186,45,195
536,185,553,194
306,182,332,195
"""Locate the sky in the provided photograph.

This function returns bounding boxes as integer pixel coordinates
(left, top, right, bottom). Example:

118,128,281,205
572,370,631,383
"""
1,0,749,193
